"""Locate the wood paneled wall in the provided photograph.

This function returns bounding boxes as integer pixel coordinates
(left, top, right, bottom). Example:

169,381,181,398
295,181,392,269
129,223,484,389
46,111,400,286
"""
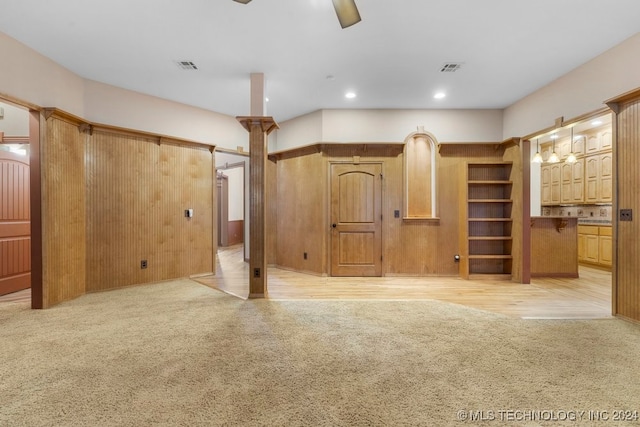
530,218,578,277
86,129,214,291
266,158,277,265
608,90,640,322
272,143,513,277
503,140,525,282
275,152,326,275
41,114,87,306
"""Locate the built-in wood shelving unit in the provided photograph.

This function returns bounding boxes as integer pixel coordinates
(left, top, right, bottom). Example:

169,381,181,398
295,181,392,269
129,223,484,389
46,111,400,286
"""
460,162,514,279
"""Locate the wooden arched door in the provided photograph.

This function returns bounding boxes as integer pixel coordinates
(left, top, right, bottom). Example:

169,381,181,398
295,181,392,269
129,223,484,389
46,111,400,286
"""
330,163,382,276
0,150,31,295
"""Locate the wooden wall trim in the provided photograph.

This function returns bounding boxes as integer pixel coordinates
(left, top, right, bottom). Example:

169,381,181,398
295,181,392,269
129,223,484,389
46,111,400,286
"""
216,146,250,157
90,123,214,151
0,92,41,112
0,136,30,144
523,107,612,141
29,110,43,309
269,142,404,162
605,86,640,106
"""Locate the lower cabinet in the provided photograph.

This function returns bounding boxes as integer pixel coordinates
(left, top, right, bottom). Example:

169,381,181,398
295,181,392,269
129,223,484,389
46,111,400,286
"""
578,225,612,269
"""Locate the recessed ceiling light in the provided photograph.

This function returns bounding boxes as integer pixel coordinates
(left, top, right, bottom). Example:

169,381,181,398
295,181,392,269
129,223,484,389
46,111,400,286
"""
591,120,603,126
550,134,558,139
345,92,356,99
434,92,446,99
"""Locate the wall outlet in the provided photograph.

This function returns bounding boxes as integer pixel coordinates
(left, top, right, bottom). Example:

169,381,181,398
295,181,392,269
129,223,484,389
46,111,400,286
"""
141,260,148,269
303,252,308,260
620,209,633,221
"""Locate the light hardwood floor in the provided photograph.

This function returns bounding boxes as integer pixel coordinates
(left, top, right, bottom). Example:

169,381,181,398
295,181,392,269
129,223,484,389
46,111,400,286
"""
0,245,612,320
196,244,612,319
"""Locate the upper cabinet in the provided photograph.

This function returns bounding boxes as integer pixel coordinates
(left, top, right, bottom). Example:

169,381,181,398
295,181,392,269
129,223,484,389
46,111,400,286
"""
540,120,612,206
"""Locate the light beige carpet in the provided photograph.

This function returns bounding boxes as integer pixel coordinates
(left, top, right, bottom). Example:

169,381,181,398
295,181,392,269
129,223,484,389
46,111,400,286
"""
1,279,639,426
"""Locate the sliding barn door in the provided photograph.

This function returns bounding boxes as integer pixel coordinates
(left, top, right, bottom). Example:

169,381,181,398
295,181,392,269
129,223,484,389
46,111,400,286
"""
0,150,30,295
330,163,382,276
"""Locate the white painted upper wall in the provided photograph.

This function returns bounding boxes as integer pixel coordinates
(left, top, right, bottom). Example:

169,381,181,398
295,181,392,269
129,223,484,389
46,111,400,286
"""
321,109,503,143
275,110,323,152
275,108,504,149
84,80,248,149
0,32,85,116
503,32,640,139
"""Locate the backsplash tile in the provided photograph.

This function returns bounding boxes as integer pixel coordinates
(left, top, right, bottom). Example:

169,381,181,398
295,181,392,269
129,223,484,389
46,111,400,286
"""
541,204,612,224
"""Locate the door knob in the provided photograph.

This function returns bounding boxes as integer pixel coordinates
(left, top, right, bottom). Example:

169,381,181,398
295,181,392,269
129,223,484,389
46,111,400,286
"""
332,223,337,228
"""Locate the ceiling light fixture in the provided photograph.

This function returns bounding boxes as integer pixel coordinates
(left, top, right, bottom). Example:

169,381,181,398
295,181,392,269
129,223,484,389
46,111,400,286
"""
345,92,357,99
548,134,559,163
591,120,603,126
532,139,543,163
434,92,446,99
566,127,577,164
232,0,252,4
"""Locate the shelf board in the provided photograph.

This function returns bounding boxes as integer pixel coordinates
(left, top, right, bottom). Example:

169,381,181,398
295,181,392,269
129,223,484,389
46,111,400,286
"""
468,255,513,259
468,218,513,222
469,236,513,241
468,180,512,185
468,273,512,280
468,199,512,203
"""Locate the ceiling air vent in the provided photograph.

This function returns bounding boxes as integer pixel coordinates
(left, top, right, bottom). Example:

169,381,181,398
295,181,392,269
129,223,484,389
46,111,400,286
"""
440,63,463,73
175,61,198,70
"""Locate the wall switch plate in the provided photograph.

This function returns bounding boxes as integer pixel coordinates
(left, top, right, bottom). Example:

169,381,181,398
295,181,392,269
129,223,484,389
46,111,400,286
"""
185,209,193,218
394,210,400,218
620,209,633,221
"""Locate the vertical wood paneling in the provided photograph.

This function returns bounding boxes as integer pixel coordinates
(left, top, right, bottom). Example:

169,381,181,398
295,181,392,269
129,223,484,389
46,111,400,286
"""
615,98,640,321
86,131,213,292
530,219,578,277
503,142,524,282
266,159,277,266
41,117,87,306
276,152,326,275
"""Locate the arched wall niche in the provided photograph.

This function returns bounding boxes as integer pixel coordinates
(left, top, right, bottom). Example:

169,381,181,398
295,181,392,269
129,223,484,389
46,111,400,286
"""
403,127,438,219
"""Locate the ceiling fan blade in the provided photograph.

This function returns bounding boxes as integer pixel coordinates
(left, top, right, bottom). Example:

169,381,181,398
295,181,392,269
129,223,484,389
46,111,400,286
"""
233,0,252,4
332,0,361,29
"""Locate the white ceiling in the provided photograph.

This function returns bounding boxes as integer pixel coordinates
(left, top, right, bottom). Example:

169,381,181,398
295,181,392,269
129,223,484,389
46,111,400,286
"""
1,0,639,122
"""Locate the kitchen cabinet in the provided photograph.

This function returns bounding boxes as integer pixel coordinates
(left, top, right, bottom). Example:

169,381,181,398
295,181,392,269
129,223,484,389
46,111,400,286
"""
561,158,584,204
540,123,612,206
578,225,612,269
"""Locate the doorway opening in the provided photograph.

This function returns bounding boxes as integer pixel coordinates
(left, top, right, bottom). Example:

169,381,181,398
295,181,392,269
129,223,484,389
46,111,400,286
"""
0,100,31,301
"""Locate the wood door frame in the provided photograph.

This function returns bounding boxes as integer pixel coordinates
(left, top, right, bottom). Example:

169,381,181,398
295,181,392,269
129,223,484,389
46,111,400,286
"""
328,160,384,277
216,173,229,247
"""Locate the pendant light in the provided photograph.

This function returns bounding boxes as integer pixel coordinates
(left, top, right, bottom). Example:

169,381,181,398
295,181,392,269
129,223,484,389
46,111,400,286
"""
532,139,543,163
548,134,559,163
565,127,577,164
